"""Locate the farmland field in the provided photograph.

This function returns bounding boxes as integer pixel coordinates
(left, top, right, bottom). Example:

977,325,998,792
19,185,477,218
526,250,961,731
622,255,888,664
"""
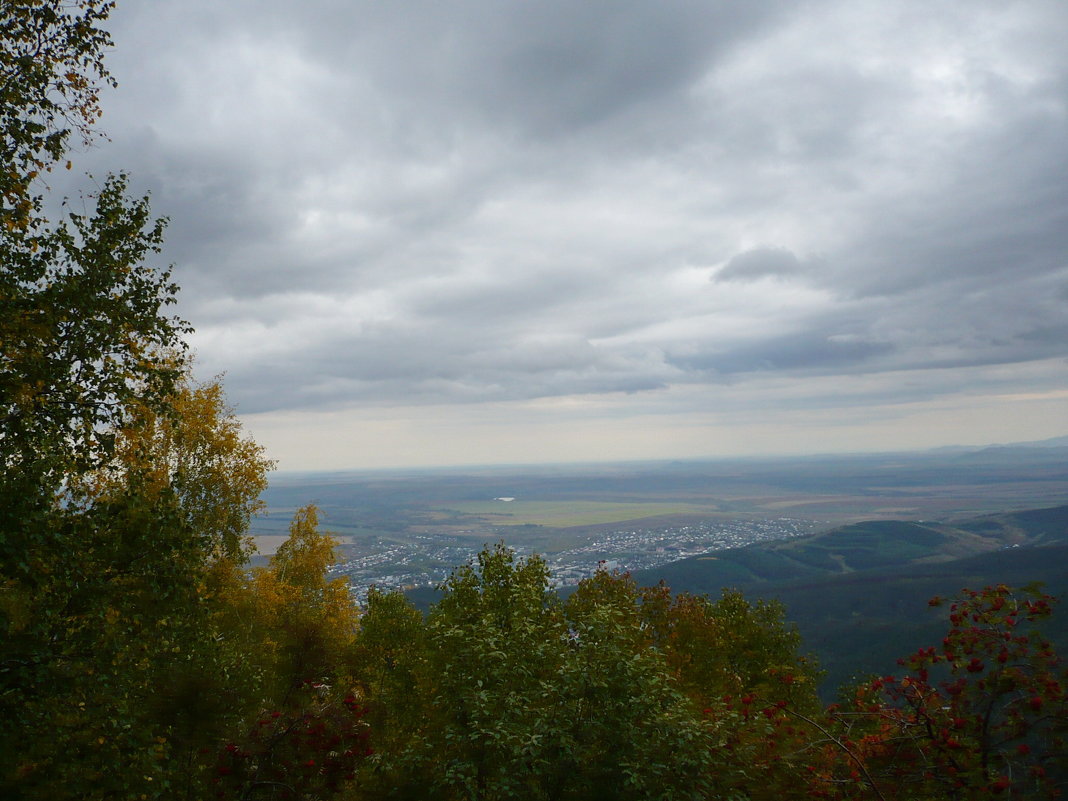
441,500,718,528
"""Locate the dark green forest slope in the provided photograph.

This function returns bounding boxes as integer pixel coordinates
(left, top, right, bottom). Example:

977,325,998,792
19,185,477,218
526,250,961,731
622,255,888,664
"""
633,506,1068,692
641,506,1068,587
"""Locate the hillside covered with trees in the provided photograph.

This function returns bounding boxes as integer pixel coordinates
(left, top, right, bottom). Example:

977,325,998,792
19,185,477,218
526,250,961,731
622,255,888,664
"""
2,3,1067,799
631,506,1068,693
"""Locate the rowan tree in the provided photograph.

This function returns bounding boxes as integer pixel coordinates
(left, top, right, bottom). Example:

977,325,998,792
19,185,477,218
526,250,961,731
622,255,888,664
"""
811,585,1068,800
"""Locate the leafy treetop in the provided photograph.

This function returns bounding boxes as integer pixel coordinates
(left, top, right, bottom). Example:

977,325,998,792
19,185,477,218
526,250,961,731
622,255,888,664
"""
1,0,116,226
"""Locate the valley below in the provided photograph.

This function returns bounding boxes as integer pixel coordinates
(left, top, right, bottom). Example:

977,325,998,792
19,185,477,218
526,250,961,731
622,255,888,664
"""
252,444,1068,588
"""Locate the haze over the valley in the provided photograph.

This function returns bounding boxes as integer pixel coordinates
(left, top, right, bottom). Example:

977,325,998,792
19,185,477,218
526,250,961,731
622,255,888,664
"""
72,0,1068,469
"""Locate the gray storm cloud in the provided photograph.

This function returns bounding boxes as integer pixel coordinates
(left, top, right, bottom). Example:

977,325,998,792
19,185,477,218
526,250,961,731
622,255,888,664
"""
74,0,1068,425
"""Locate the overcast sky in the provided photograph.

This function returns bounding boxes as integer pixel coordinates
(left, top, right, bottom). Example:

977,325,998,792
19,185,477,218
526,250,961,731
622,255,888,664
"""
72,0,1068,469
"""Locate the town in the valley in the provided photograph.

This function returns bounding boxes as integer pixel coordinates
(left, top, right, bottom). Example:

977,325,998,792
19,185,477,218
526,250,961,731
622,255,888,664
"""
327,516,815,603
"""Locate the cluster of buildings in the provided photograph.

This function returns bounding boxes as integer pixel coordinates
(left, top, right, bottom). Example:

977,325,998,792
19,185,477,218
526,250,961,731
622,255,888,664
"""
543,517,813,586
329,517,814,605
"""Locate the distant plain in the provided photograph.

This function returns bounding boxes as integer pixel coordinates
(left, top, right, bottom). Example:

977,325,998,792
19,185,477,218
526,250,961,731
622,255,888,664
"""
253,443,1068,558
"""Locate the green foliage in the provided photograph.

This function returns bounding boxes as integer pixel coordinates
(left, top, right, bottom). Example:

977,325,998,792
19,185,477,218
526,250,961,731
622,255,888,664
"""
0,384,275,798
351,554,1068,801
559,569,723,800
351,586,428,777
1,0,115,226
357,546,571,798
353,546,818,800
0,173,188,492
2,0,186,502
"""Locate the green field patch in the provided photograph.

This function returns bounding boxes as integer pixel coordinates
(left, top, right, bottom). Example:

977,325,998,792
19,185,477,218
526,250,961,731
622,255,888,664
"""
444,500,712,528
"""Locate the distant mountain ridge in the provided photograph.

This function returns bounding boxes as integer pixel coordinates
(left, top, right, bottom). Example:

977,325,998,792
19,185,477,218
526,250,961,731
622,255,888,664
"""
928,434,1068,453
989,435,1068,449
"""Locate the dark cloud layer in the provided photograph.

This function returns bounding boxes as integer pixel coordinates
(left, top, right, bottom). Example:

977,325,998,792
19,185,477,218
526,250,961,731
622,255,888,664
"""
72,0,1068,455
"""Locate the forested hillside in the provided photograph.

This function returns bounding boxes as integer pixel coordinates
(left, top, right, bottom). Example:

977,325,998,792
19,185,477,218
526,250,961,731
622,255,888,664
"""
634,506,1068,692
640,506,1068,588
3,4,1068,800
